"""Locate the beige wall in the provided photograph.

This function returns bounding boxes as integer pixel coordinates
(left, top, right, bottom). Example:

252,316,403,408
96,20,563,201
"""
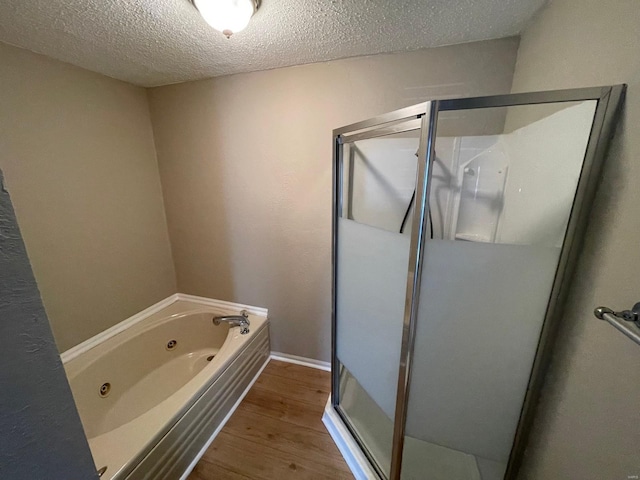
0,42,176,352
147,38,519,361
510,1,640,479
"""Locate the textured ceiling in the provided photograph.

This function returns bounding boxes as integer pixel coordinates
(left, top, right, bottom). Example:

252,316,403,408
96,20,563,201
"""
0,0,546,87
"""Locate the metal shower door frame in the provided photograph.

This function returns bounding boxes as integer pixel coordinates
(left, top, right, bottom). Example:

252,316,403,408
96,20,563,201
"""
331,85,625,480
331,101,435,479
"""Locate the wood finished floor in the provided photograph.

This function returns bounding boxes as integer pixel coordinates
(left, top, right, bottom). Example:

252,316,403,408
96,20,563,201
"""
188,360,354,480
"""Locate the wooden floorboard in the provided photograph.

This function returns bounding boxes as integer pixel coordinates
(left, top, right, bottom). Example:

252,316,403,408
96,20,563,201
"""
189,459,253,480
187,360,353,480
252,371,331,409
261,361,331,387
240,388,328,433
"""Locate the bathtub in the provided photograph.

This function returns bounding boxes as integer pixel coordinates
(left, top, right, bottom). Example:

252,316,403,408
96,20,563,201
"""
63,298,270,480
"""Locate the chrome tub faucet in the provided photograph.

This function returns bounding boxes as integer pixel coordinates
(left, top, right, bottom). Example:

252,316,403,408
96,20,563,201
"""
212,310,250,334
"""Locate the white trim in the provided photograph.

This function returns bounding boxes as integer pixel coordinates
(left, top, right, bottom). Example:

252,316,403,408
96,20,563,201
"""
175,293,268,317
270,352,331,371
60,293,269,364
178,355,270,480
60,294,180,363
322,399,378,480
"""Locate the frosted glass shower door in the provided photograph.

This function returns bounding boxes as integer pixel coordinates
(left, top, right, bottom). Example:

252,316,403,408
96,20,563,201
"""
400,100,600,480
333,114,427,478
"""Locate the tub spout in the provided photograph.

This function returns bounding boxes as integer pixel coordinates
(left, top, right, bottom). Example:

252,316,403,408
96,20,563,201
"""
213,310,250,334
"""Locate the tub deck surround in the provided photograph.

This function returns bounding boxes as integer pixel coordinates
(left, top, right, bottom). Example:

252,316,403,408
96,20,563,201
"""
62,296,270,480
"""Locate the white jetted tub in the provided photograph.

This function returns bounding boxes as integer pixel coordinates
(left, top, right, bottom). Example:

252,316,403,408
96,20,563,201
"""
63,298,270,480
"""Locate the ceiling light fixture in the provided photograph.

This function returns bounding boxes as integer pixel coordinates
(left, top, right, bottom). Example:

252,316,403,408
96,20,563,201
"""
192,0,259,38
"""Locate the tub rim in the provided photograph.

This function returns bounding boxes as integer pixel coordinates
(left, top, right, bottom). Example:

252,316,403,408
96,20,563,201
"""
61,293,268,365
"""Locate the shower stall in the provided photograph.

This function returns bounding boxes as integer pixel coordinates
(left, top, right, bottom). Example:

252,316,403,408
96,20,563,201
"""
327,86,625,480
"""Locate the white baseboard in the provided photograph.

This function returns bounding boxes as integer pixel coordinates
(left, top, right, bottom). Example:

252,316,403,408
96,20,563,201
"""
322,399,378,480
270,352,331,371
179,355,270,480
60,293,268,364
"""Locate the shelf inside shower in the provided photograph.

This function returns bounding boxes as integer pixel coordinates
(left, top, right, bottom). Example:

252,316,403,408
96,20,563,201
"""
454,233,492,243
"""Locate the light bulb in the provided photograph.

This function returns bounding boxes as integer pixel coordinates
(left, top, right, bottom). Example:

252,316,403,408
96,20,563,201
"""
194,0,256,38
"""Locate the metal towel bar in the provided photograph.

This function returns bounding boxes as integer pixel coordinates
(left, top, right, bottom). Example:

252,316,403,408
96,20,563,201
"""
594,302,640,345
